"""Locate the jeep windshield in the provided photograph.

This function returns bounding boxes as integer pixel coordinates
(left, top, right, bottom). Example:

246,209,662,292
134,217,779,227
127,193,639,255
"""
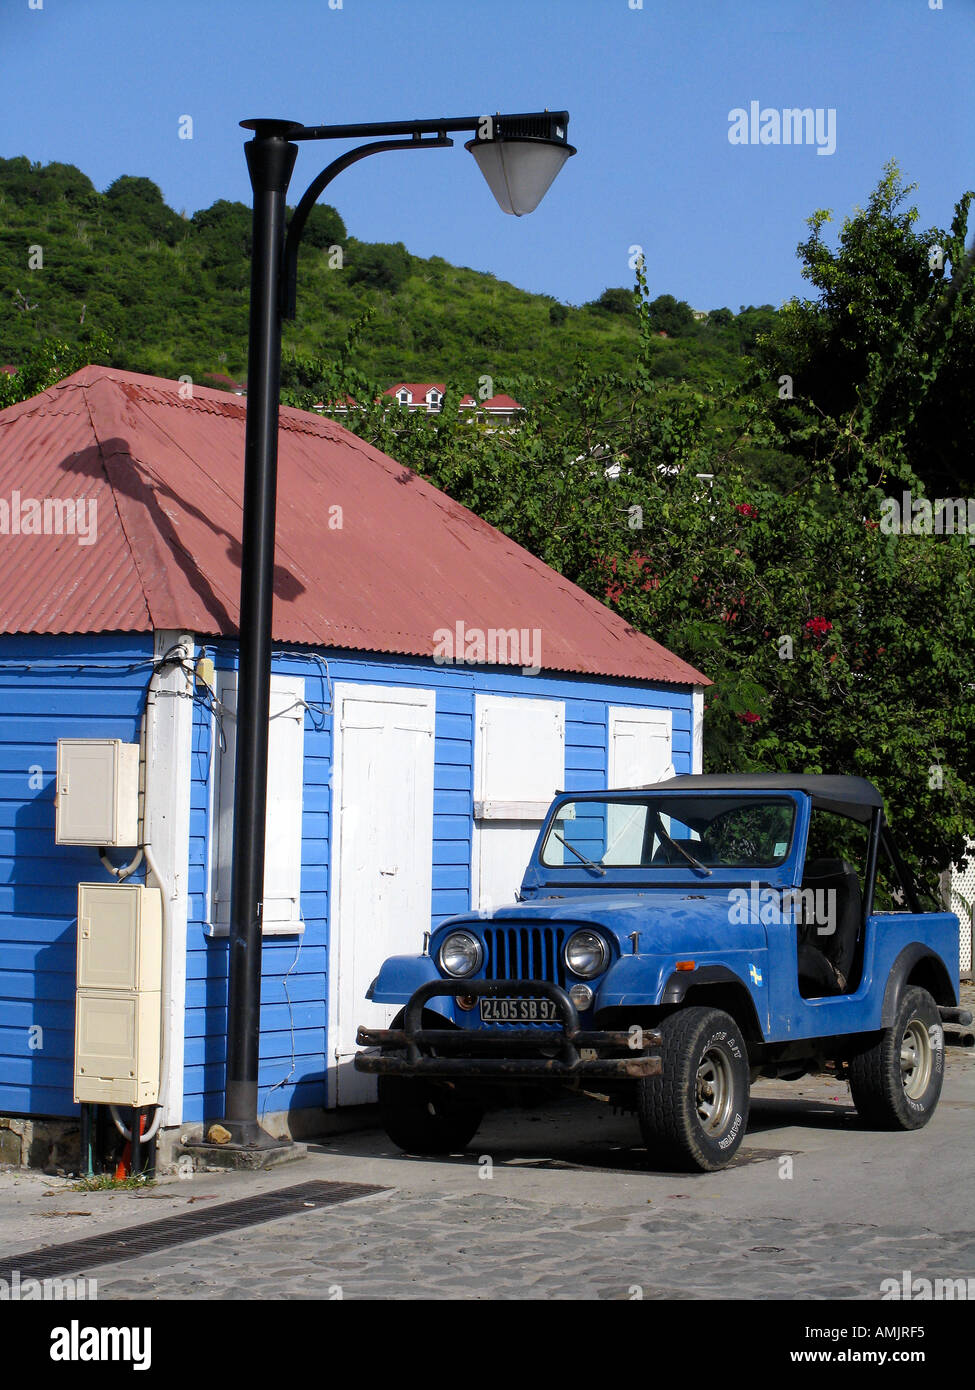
539,795,796,870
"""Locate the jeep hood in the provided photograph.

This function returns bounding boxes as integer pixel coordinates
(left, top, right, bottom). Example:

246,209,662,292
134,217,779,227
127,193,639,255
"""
442,890,764,952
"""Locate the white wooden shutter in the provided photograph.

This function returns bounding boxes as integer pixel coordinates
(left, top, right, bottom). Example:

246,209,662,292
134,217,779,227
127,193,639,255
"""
607,708,674,864
608,706,673,788
209,672,305,935
473,695,565,912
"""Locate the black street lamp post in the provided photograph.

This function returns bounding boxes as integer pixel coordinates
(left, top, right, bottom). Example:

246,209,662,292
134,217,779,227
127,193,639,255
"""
220,111,575,1148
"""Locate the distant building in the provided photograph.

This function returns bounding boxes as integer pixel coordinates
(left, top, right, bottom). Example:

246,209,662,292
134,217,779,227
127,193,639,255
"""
384,382,524,427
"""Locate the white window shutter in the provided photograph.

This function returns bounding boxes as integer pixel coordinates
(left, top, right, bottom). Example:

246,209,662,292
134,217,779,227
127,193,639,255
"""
210,673,305,934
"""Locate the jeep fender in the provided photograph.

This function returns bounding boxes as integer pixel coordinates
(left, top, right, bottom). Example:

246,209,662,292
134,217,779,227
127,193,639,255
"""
660,965,765,1041
367,953,450,1012
880,943,958,1025
596,958,765,1041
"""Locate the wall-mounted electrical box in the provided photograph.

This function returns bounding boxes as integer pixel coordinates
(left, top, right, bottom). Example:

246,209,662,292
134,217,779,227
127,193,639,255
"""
73,882,162,1107
74,992,161,1106
56,739,141,847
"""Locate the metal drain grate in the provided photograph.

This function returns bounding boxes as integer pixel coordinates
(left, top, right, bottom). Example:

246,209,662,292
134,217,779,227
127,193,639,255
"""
0,1179,388,1282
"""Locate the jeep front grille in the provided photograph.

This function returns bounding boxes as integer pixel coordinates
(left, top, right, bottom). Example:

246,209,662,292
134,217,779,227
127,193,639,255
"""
484,926,567,987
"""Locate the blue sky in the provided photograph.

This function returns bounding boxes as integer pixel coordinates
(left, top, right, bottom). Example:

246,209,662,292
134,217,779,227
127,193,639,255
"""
2,0,972,312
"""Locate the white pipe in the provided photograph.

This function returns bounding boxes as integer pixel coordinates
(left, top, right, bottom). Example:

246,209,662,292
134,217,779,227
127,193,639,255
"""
104,653,186,1156
140,837,171,1143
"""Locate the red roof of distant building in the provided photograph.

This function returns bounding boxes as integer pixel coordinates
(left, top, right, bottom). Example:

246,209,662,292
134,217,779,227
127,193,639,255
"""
385,382,522,411
0,366,707,685
384,382,444,399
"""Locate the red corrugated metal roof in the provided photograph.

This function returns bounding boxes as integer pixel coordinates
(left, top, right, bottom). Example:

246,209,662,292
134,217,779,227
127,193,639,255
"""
0,366,708,685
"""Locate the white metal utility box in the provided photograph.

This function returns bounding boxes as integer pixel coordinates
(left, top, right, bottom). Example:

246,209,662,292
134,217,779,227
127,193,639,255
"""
56,738,141,847
73,883,162,1106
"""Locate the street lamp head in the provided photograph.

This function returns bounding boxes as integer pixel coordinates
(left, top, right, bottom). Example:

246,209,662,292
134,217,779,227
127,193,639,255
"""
465,111,575,216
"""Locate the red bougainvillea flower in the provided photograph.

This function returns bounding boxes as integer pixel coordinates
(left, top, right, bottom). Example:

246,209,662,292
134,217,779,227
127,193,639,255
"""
804,616,833,637
735,503,758,518
737,711,761,724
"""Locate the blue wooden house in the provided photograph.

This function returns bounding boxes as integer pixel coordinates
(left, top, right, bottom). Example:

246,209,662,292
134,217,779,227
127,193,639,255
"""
0,367,708,1139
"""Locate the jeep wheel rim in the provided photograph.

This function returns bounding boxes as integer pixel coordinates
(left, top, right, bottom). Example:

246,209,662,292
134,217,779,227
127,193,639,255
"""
695,1048,734,1133
901,1019,933,1100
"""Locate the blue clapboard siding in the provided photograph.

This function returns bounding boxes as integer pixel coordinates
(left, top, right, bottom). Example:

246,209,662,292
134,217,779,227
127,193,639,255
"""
0,633,155,1118
182,642,695,1126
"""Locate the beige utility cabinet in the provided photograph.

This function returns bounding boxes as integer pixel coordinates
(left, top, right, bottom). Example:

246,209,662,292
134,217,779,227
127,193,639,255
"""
73,883,162,1106
56,738,140,847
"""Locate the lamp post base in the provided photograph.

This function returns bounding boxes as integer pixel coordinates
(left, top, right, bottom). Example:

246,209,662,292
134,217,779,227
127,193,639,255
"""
180,1118,305,1172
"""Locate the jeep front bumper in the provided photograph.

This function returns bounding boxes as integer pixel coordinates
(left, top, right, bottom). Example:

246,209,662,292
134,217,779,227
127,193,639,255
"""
354,978,662,1080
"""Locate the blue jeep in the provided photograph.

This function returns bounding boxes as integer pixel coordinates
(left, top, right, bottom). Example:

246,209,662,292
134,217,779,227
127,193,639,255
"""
355,774,970,1171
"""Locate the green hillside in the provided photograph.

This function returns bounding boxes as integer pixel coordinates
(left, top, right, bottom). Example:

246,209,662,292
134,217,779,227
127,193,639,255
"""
0,156,772,400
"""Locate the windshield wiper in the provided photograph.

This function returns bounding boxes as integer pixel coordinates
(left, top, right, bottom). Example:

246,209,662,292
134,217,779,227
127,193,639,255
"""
653,816,712,877
552,831,606,876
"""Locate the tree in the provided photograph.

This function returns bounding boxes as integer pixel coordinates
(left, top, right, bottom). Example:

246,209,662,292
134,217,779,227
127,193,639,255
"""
759,162,975,494
644,293,696,337
0,331,113,410
191,199,252,262
301,203,346,250
105,175,184,245
345,240,411,292
588,287,637,317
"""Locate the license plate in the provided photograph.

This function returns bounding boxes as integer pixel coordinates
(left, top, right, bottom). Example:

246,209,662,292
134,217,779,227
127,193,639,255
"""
479,997,560,1023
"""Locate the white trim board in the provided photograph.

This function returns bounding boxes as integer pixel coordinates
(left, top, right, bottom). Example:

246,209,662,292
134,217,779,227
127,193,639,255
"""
144,630,194,1127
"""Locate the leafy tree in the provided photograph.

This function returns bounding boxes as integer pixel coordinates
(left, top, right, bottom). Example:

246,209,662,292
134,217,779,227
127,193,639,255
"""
105,175,184,245
345,239,411,293
0,331,112,409
300,203,346,250
588,287,637,317
191,200,252,263
644,293,696,337
759,162,974,494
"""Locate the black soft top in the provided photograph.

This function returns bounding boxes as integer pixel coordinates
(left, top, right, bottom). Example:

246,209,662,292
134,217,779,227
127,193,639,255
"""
646,773,885,825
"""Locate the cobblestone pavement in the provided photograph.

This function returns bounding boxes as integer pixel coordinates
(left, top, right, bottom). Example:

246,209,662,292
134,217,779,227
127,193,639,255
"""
2,1037,973,1301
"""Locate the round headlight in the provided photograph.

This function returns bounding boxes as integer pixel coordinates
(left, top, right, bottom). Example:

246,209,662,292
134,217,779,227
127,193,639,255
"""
564,930,609,978
439,930,483,978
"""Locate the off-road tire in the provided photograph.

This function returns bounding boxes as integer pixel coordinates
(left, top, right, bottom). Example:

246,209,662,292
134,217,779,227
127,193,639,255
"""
848,985,944,1130
376,1008,483,1154
637,1006,750,1172
377,1076,483,1154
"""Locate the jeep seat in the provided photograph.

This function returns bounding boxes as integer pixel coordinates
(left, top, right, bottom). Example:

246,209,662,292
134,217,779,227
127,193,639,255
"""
798,857,862,993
